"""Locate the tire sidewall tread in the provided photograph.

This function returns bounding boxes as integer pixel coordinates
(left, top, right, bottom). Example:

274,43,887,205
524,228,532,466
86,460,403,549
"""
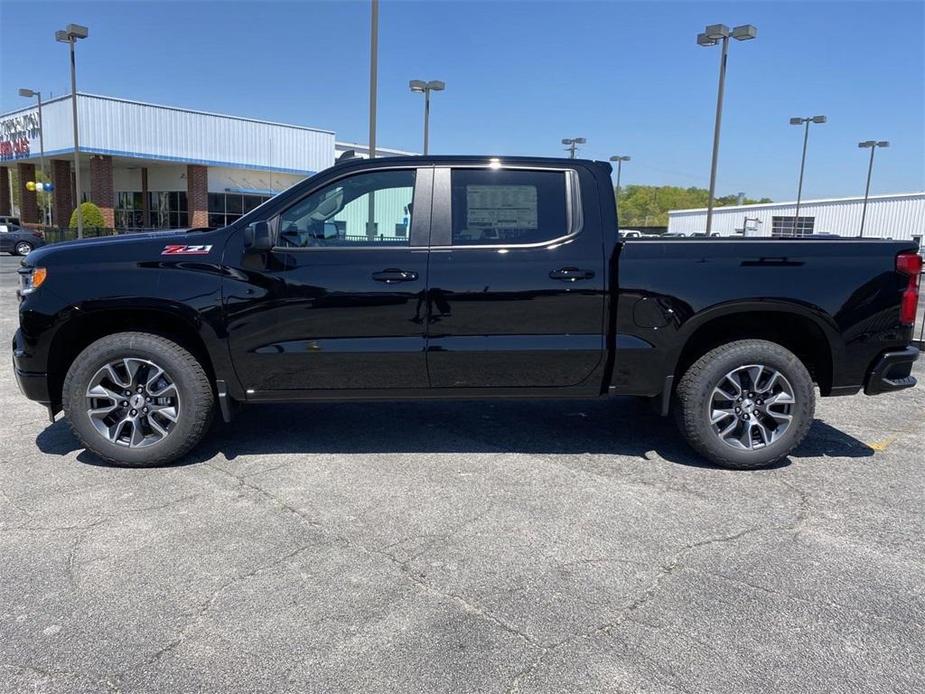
675,339,815,470
62,332,214,467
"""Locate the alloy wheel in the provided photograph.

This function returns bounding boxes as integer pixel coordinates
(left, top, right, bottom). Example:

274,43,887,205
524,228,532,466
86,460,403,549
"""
85,358,180,448
708,364,795,450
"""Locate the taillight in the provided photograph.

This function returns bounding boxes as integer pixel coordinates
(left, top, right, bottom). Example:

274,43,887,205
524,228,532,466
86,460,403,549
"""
896,251,922,326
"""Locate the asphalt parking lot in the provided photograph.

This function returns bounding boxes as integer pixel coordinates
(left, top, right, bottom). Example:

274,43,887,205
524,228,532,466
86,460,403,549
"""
1,253,923,694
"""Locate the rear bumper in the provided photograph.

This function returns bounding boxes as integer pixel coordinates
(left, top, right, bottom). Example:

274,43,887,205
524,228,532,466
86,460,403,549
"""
864,346,919,396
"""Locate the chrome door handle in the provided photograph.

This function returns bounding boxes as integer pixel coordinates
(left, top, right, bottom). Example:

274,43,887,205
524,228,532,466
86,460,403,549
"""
549,267,595,281
372,268,419,283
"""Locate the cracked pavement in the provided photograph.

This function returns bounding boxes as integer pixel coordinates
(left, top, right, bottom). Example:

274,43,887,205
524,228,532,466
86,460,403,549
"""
1,255,923,693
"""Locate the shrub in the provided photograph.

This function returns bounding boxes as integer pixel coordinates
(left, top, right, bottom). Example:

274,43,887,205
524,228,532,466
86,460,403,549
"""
69,202,106,229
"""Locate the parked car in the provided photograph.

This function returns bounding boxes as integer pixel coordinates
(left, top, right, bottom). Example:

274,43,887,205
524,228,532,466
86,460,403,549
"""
13,156,921,469
0,223,45,256
0,215,23,226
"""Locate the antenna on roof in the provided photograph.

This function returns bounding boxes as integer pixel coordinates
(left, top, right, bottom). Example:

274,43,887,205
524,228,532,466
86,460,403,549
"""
337,149,356,162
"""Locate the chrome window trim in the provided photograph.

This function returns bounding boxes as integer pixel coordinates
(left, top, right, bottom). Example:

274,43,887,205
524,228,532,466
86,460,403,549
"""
431,165,583,250
270,164,427,251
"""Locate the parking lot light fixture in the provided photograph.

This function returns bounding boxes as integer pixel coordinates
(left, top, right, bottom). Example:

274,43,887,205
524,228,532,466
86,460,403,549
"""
609,155,631,206
698,22,758,234
858,140,890,237
562,137,587,159
409,79,445,155
56,23,89,238
789,114,827,231
19,88,49,224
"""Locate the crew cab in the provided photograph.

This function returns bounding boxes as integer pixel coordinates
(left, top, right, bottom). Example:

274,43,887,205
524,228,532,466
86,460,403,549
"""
13,156,921,469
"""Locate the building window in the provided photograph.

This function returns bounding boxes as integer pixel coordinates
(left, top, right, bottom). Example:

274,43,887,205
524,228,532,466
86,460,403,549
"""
115,192,145,229
116,191,188,229
771,216,815,237
208,192,271,229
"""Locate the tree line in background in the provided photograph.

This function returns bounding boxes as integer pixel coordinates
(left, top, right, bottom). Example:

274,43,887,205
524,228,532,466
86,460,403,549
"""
616,185,772,228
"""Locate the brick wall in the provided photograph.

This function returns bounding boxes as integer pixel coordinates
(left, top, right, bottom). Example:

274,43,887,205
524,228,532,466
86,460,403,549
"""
90,155,115,227
16,162,38,224
0,167,10,216
187,164,208,228
52,160,74,228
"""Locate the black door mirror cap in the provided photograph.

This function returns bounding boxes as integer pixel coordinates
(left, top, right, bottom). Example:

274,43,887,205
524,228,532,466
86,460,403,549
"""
244,221,273,251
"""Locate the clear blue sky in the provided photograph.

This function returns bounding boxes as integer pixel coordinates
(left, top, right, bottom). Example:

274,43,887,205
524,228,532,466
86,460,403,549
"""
1,0,922,201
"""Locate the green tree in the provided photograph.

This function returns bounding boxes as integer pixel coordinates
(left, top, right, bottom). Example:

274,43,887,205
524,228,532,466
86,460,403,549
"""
616,185,772,227
69,201,106,229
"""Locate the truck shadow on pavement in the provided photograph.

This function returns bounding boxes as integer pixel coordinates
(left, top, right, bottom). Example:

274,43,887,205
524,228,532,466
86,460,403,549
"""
36,397,875,471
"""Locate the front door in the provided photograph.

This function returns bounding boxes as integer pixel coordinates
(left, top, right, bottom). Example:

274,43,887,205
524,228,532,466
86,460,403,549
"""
424,165,605,389
223,166,431,393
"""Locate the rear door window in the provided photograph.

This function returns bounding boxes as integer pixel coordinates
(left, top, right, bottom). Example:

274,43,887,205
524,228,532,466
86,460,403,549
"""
450,169,570,246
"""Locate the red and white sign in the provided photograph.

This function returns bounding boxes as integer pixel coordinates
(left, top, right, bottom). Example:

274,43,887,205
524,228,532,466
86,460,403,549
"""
161,244,213,255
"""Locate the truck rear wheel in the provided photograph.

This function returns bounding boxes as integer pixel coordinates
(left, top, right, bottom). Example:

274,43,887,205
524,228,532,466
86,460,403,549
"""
63,332,214,467
675,339,815,469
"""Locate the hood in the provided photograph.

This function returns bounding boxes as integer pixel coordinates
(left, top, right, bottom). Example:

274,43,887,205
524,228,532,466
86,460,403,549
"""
25,229,204,265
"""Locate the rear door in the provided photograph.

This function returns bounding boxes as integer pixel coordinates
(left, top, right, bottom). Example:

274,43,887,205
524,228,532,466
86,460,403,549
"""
424,164,605,389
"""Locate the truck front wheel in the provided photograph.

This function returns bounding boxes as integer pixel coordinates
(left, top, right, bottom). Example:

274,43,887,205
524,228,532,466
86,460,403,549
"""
63,332,214,467
675,339,815,469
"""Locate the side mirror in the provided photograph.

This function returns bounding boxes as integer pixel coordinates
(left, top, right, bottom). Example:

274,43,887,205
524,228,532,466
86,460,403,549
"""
243,221,272,251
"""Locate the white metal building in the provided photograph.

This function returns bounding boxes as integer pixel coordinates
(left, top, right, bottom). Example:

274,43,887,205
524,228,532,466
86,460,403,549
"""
0,93,412,229
668,192,925,242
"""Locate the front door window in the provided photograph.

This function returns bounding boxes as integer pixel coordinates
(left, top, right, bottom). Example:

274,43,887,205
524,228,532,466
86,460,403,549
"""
278,169,415,247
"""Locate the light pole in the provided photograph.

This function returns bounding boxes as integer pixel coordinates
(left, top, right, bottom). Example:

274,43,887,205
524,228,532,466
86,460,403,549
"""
857,140,889,237
609,155,630,208
366,1,379,238
18,88,49,225
562,137,586,159
697,23,757,234
55,23,88,237
789,115,826,234
368,0,378,159
409,80,445,155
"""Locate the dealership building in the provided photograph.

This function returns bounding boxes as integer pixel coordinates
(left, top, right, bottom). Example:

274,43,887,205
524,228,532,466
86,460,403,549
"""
0,93,411,229
668,192,925,242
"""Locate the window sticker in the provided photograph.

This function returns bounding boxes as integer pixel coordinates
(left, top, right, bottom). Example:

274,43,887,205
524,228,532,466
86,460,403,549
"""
466,185,538,230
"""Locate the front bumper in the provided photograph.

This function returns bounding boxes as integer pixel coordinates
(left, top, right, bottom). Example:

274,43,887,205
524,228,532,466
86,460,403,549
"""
13,364,51,404
12,328,50,404
864,346,919,395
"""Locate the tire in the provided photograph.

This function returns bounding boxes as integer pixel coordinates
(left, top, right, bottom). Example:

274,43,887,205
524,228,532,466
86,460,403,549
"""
675,339,815,470
14,241,33,256
63,332,214,467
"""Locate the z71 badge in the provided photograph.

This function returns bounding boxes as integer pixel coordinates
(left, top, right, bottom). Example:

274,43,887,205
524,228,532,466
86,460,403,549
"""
161,244,213,255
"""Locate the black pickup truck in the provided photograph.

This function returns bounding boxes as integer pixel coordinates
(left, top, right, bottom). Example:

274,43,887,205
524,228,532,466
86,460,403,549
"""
13,156,921,469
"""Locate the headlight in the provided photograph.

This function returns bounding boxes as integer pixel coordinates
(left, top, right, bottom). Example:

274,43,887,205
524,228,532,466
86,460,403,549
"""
17,266,47,296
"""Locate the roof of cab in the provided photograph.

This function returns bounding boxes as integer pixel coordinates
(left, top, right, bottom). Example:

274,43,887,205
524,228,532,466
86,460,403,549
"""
331,154,612,172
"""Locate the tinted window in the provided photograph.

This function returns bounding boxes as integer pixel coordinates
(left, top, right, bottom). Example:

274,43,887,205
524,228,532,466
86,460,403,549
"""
451,169,569,245
279,169,415,247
